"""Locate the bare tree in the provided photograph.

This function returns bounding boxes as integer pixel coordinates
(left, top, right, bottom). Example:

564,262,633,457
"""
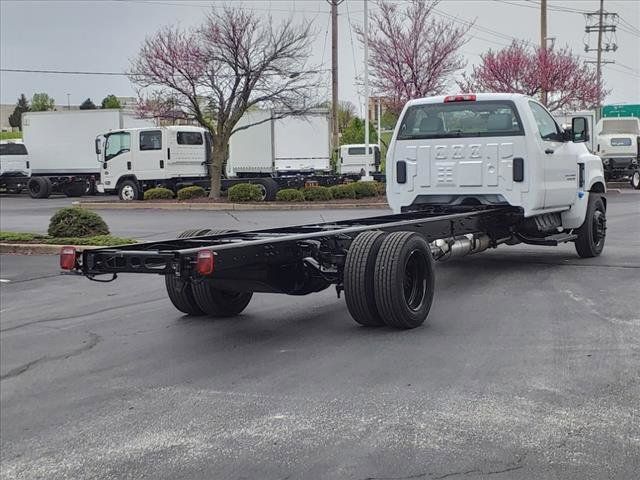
458,41,605,111
357,0,471,113
130,6,319,198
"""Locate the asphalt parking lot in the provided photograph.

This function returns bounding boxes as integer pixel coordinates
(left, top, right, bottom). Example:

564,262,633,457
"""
1,192,639,479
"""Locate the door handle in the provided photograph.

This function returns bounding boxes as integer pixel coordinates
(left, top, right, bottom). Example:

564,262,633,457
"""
545,148,554,154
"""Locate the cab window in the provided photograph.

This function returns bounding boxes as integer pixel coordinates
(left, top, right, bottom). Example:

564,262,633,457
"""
140,130,162,151
528,101,561,141
177,131,203,145
105,132,131,160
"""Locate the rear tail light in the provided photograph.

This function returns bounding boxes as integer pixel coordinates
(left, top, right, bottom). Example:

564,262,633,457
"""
196,249,215,276
60,246,78,270
444,94,476,103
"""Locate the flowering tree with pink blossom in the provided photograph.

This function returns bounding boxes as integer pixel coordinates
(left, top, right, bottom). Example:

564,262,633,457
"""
458,42,605,111
130,7,318,198
357,0,471,114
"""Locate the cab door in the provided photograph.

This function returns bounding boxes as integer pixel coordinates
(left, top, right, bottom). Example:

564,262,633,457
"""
136,129,165,179
102,131,131,191
528,101,577,208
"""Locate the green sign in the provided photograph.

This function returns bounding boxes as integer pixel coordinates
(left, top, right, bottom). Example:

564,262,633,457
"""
602,104,640,118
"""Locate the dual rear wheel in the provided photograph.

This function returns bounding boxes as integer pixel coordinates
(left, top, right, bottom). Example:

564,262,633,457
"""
344,231,435,329
164,229,253,317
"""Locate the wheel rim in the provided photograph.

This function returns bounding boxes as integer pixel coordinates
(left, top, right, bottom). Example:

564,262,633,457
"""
403,249,428,311
255,184,267,201
633,172,640,188
121,185,135,200
30,182,40,194
592,208,606,248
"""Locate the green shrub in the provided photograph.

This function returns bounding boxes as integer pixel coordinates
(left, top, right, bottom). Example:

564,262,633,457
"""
352,181,379,198
0,230,134,246
177,185,206,200
329,184,357,200
143,187,174,200
276,188,305,202
302,186,333,202
374,181,386,196
48,207,110,238
228,183,262,202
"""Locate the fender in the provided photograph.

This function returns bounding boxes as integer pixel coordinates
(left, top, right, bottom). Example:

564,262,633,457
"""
561,153,606,229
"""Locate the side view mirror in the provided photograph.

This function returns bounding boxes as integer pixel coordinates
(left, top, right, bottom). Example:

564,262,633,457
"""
95,138,102,155
572,117,589,143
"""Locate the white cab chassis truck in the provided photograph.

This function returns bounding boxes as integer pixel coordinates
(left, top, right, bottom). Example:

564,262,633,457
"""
62,93,607,331
97,126,210,200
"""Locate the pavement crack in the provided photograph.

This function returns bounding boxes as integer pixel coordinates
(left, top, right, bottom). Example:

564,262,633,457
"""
0,296,166,333
1,332,101,381
226,211,240,222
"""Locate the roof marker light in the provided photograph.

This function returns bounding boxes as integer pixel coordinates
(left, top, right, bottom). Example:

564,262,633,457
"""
444,94,477,103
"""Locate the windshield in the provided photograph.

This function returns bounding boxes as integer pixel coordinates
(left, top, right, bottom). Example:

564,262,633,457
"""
397,100,523,140
0,143,28,155
104,132,131,160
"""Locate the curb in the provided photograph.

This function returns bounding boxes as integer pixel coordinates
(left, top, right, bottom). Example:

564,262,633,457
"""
0,243,101,255
77,201,389,211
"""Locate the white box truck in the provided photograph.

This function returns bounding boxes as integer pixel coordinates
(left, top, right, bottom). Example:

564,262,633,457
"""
227,109,332,176
21,109,153,198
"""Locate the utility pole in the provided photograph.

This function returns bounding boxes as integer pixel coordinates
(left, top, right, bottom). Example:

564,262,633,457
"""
540,0,548,106
584,0,618,109
329,0,343,152
363,0,372,180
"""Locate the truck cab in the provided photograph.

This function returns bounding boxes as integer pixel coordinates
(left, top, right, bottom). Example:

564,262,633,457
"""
97,126,209,200
386,93,605,230
595,117,640,187
0,141,31,193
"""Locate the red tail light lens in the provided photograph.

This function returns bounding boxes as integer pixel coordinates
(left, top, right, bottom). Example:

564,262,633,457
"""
196,250,215,276
60,246,77,270
444,94,477,103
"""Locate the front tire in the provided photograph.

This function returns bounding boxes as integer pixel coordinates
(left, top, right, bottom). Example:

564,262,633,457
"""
631,170,640,190
192,283,253,317
575,195,606,258
118,179,142,201
253,178,279,201
374,232,435,329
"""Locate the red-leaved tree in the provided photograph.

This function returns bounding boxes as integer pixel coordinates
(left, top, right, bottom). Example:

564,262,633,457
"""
130,7,318,198
458,41,605,111
358,0,471,113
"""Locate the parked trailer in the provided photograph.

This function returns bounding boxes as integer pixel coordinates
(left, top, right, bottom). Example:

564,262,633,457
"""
22,110,154,199
61,93,607,330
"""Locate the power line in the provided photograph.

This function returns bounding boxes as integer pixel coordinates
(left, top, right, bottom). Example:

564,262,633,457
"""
1,68,331,77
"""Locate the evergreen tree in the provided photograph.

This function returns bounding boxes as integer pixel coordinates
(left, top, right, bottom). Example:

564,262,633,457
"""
79,98,97,110
8,94,29,130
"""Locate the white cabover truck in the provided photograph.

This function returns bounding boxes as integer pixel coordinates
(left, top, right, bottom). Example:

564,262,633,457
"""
22,110,153,198
0,140,31,193
63,93,606,331
595,117,640,189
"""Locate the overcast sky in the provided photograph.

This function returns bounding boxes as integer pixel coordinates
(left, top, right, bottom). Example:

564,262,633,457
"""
1,0,638,114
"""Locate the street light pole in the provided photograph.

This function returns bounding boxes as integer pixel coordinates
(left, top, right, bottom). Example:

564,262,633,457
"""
67,93,71,111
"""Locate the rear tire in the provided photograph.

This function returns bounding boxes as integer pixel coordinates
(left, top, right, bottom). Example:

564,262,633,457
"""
192,283,253,317
344,230,388,326
631,170,640,190
374,231,435,329
164,228,242,316
575,195,606,258
253,178,279,201
118,179,142,201
62,181,86,197
28,177,51,199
